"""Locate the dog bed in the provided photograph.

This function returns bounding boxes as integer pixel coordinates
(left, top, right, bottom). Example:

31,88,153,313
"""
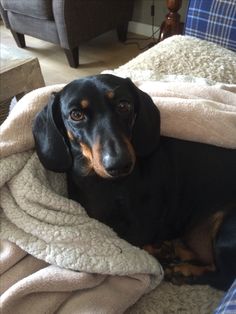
1,35,236,313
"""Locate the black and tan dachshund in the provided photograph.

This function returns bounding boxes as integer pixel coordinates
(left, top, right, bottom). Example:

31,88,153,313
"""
33,74,236,291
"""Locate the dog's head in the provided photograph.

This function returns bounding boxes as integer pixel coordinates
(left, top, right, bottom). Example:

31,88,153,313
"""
33,74,160,178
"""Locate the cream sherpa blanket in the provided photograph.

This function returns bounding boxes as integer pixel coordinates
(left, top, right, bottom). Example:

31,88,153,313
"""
1,78,236,313
0,83,163,314
103,35,236,84
1,35,236,314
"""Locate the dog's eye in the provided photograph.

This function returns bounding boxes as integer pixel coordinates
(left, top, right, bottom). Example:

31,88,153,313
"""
70,110,85,121
117,101,132,114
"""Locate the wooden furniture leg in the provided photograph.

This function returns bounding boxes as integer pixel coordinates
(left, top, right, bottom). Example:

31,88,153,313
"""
158,0,183,42
117,22,129,42
11,31,26,48
64,47,79,68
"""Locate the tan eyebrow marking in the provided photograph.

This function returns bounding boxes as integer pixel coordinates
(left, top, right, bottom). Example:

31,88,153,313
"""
80,99,89,109
106,90,115,99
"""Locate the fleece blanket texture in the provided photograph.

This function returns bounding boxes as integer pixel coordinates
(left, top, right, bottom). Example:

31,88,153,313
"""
103,35,236,84
0,83,163,314
1,35,236,313
1,79,236,313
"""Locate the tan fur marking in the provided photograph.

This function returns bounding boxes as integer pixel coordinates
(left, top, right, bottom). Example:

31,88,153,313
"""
211,211,225,239
92,139,111,178
106,90,114,99
80,143,93,163
91,136,135,178
166,263,215,277
80,99,89,109
67,130,74,141
79,143,93,175
143,240,197,261
80,136,136,178
173,240,197,261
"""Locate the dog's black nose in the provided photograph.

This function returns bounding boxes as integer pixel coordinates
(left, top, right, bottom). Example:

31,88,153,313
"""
103,155,133,177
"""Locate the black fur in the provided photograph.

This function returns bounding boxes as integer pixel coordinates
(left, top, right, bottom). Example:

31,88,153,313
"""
33,74,236,290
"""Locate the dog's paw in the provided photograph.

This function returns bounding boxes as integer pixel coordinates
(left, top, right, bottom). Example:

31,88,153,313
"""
164,262,215,285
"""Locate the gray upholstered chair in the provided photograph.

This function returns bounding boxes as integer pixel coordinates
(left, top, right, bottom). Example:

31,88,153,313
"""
0,0,134,68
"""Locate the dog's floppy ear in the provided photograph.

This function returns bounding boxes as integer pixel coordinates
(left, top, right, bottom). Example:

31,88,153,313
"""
32,93,72,172
126,79,160,157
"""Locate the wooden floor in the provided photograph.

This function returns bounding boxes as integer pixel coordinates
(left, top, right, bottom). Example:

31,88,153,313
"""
1,22,148,86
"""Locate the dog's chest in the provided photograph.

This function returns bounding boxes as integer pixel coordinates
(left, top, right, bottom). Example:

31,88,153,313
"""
73,172,149,217
68,167,161,245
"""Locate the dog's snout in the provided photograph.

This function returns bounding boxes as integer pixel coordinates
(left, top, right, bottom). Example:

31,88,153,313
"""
103,154,133,177
100,136,135,178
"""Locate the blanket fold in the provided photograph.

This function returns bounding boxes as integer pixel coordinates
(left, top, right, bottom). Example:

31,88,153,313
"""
0,152,161,278
1,240,152,314
1,77,235,313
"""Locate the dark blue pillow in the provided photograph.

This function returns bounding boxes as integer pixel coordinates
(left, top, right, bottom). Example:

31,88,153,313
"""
184,0,236,51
